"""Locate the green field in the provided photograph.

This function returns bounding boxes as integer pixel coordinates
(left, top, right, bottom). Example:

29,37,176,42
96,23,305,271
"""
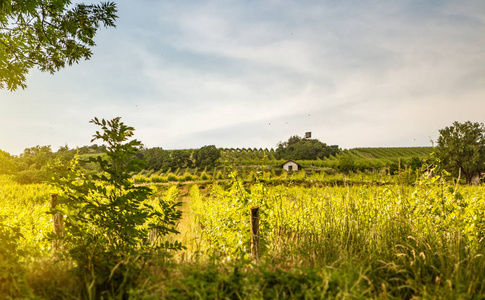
218,146,434,173
2,170,485,299
342,147,434,159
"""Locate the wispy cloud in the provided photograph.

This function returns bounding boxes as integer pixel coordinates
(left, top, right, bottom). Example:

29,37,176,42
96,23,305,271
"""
1,0,483,154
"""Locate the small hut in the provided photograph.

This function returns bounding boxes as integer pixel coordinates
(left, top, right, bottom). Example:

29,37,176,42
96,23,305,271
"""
282,160,301,172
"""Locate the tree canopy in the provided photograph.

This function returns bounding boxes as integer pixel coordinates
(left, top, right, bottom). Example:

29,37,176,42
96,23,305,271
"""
275,135,340,160
437,121,485,184
140,146,221,171
0,0,117,90
193,145,221,169
0,149,17,174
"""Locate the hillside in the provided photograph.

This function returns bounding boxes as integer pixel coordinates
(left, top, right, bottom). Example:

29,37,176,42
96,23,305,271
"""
219,146,434,170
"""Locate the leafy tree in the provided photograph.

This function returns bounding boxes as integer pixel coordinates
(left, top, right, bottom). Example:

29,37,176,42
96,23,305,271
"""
193,145,221,169
437,121,485,184
141,147,169,171
19,145,54,169
276,135,340,160
1,0,117,90
168,149,193,169
77,143,106,154
0,149,17,174
338,155,355,174
408,156,423,171
54,144,75,162
50,117,183,298
13,145,55,183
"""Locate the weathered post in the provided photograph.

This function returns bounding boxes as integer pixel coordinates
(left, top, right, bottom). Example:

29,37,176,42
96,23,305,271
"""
250,206,260,263
50,193,64,252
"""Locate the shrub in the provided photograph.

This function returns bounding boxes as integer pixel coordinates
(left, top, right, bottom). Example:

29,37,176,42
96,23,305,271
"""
200,171,211,180
151,175,168,183
50,117,183,298
167,172,178,182
14,169,49,184
132,174,150,184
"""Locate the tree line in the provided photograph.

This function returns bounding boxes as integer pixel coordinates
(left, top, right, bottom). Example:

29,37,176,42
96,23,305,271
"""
137,145,221,171
0,144,222,183
1,121,483,184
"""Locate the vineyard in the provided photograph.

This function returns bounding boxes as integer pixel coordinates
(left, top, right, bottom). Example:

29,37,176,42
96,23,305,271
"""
219,146,434,171
343,147,433,159
1,119,483,299
2,169,485,298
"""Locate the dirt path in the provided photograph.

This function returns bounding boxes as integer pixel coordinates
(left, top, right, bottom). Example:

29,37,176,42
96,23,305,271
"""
177,186,193,236
174,187,203,257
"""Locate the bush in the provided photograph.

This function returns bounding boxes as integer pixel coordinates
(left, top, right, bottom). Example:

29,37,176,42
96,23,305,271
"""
167,172,178,182
151,175,168,183
132,174,150,184
200,171,211,180
14,169,49,184
180,172,198,182
338,155,355,173
50,117,184,298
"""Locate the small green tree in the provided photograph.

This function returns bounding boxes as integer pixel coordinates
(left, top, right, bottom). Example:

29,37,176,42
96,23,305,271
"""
436,121,485,184
50,117,183,298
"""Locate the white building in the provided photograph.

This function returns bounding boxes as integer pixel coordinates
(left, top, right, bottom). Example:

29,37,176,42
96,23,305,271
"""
282,160,300,172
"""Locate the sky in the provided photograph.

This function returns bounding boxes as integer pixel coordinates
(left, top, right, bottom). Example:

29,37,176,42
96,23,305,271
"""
1,0,484,155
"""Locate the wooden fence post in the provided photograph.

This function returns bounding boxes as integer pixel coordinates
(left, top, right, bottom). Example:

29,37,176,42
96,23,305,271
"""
250,206,260,262
50,193,64,252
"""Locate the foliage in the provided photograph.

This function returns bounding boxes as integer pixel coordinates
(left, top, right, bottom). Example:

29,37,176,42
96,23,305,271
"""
193,145,221,169
408,156,424,170
190,177,485,298
18,145,54,169
147,262,364,299
8,145,77,184
140,148,194,171
349,147,433,159
0,0,117,90
140,147,168,171
50,117,183,298
191,172,270,260
437,121,485,184
337,155,355,173
2,164,485,298
13,168,51,184
0,216,31,298
218,146,433,172
77,144,106,155
0,149,17,174
0,176,53,298
0,178,52,258
139,145,221,171
275,135,339,160
170,149,193,169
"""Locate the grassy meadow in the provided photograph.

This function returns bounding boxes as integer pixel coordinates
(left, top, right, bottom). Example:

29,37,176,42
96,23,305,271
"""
1,167,485,299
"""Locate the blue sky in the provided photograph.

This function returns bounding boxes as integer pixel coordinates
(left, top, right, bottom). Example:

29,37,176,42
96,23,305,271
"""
1,0,484,155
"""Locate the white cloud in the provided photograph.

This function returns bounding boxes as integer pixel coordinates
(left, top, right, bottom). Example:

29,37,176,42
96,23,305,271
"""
1,0,483,154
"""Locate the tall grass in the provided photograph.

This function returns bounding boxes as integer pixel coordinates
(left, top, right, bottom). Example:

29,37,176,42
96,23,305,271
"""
189,176,485,298
2,172,485,298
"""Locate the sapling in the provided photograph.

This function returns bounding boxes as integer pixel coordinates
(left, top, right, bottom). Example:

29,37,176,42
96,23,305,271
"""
50,117,183,298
